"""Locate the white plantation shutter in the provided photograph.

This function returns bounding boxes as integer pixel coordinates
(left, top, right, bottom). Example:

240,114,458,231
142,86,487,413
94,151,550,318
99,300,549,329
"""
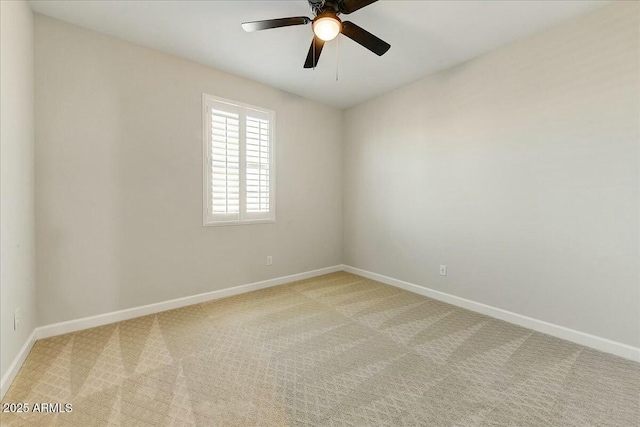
204,95,275,225
209,102,240,221
245,109,271,218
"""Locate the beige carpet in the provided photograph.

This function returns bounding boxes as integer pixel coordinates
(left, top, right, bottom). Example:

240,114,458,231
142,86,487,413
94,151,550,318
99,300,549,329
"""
2,272,639,426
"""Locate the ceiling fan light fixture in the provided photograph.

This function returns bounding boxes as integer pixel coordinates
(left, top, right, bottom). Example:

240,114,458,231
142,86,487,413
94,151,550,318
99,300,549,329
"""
312,16,342,41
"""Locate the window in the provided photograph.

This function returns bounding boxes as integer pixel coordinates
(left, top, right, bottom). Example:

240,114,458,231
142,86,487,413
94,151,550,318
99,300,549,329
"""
203,94,275,226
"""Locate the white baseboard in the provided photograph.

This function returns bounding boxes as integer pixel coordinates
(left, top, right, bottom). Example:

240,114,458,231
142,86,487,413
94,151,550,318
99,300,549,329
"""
37,265,343,340
343,265,640,362
1,329,37,399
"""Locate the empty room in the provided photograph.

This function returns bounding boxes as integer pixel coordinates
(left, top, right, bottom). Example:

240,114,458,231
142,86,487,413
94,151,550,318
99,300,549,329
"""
1,0,638,425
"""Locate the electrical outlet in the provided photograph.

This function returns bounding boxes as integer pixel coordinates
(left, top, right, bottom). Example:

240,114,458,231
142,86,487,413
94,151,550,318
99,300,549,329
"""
14,309,20,331
439,265,447,276
266,256,273,266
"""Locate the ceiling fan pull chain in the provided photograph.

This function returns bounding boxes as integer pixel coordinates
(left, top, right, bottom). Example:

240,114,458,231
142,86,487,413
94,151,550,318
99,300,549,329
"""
335,35,339,81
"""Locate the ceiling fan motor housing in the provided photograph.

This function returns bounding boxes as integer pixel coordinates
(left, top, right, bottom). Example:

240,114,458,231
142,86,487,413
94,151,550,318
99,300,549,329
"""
309,0,341,16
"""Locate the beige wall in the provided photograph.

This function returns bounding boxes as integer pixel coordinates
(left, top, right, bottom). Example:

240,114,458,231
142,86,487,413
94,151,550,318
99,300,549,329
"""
34,15,343,326
1,0,37,379
343,2,640,346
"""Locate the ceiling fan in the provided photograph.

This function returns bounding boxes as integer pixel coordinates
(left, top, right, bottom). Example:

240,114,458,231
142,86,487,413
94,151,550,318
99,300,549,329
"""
241,0,390,69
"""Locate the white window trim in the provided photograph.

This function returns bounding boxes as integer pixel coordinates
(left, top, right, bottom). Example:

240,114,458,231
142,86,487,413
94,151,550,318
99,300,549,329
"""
202,93,276,227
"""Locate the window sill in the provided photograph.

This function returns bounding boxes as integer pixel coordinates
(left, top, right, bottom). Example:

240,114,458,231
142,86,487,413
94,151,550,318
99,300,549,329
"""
203,219,276,227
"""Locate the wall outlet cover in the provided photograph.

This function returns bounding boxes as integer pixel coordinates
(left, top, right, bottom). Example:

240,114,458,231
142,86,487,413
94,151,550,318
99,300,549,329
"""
14,309,21,331
439,265,447,276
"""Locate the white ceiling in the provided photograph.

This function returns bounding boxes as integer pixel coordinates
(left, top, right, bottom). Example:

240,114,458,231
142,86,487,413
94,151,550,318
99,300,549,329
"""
29,0,610,108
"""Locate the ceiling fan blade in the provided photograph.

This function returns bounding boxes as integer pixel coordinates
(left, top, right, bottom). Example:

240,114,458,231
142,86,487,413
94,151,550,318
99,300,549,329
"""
341,21,390,56
304,36,325,69
242,17,310,32
339,0,378,14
